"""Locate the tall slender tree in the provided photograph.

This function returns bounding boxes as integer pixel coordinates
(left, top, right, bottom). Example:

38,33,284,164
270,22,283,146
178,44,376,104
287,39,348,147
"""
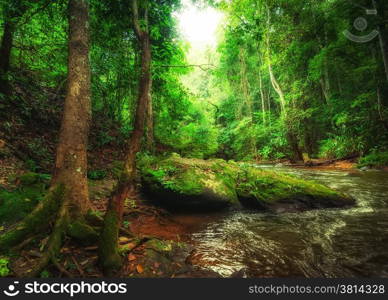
99,0,152,275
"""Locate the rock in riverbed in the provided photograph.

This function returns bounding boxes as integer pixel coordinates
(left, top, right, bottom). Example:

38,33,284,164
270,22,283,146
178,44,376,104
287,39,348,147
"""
139,154,355,212
140,155,239,211
236,166,355,212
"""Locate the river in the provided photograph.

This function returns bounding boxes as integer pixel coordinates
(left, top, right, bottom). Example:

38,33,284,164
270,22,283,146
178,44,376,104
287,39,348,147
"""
172,166,388,278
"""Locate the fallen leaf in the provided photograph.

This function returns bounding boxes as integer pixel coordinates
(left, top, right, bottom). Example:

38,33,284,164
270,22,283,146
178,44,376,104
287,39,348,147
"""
119,236,130,243
136,264,144,274
128,254,137,261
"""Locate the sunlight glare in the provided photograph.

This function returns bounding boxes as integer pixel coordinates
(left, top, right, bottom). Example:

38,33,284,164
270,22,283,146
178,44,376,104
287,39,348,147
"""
175,0,223,49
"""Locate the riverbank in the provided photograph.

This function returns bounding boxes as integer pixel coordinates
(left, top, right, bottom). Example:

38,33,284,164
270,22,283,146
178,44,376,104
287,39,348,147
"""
256,157,388,171
0,152,385,278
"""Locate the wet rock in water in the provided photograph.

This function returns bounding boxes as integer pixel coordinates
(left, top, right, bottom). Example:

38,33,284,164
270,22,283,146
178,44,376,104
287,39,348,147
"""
139,155,239,211
236,166,355,212
139,155,355,213
230,268,248,278
275,163,284,168
128,238,215,278
359,166,370,171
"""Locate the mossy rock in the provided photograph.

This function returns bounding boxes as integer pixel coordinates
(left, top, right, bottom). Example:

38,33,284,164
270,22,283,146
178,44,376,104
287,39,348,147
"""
139,156,355,213
140,156,239,211
131,238,191,278
236,166,355,212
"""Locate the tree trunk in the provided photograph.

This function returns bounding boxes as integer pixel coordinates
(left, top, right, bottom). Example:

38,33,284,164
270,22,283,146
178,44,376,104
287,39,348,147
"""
0,19,15,94
146,93,154,152
258,67,266,126
99,0,152,275
0,0,94,275
267,56,286,115
52,0,92,217
238,47,256,155
266,6,286,116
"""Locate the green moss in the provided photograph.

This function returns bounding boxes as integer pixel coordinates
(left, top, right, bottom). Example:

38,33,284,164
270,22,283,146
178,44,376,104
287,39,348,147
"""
236,166,353,209
98,210,122,274
140,155,353,212
145,239,173,253
0,257,10,277
0,184,65,252
0,185,45,224
18,172,51,186
140,156,239,209
68,220,99,245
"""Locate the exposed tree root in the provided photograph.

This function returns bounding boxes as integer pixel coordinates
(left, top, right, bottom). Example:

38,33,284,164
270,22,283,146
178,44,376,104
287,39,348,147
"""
71,255,85,277
23,194,69,277
52,257,73,278
0,184,65,253
98,210,122,276
0,183,104,277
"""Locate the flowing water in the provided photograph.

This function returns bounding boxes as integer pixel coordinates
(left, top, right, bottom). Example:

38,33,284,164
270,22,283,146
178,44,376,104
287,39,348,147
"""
172,166,388,278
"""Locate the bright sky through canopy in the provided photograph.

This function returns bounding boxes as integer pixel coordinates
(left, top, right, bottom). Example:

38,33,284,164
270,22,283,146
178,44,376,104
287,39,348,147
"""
175,0,223,50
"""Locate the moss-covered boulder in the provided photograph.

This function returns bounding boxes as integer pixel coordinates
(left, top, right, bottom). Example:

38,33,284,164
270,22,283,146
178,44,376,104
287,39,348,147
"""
139,155,355,212
139,155,239,211
236,166,355,212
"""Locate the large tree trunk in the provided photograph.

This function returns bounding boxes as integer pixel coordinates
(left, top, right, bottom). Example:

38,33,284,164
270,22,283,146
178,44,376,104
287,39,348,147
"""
99,0,152,275
0,19,15,94
0,0,94,276
52,0,92,216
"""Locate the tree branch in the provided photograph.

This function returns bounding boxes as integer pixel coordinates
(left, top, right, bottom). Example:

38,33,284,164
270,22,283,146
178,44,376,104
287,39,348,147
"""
132,0,143,39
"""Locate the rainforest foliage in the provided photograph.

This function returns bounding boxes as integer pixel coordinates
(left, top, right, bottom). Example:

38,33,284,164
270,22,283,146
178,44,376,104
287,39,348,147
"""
1,0,387,164
0,0,387,277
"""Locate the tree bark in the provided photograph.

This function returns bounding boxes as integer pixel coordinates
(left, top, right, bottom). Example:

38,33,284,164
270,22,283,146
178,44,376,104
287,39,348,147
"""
238,47,257,156
266,6,286,115
99,0,152,275
52,0,92,217
146,91,154,152
258,67,266,126
0,1,94,272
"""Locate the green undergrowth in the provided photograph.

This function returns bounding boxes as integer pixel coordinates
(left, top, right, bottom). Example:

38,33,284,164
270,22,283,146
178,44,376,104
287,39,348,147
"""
358,151,388,168
0,172,50,225
0,257,10,277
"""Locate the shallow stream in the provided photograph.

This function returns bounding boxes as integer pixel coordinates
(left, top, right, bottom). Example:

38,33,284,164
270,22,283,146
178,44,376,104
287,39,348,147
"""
172,166,388,277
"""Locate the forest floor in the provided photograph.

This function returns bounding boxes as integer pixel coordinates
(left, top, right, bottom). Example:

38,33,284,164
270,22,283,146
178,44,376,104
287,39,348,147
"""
1,130,387,278
0,148,222,277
